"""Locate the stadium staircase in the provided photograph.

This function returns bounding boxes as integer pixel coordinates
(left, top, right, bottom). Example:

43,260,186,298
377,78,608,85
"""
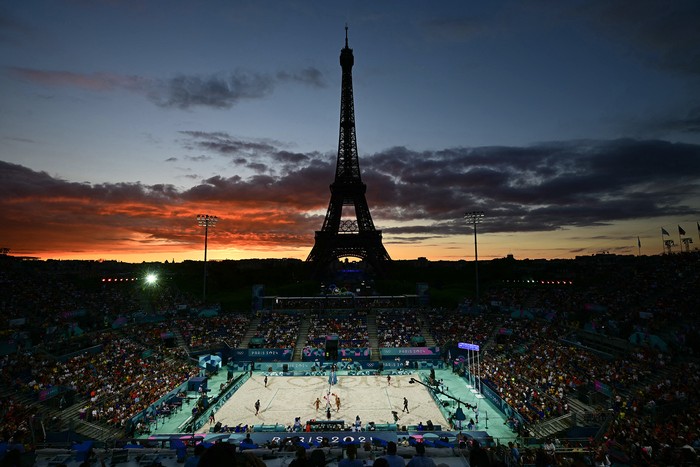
566,330,632,357
292,314,312,361
366,310,381,361
52,399,125,442
528,412,574,439
240,315,261,349
529,394,614,440
417,317,436,347
481,325,504,352
527,394,597,439
0,367,125,443
9,384,125,443
172,328,189,355
617,359,679,403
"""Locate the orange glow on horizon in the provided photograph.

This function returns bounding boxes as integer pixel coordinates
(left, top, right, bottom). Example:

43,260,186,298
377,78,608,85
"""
2,193,684,262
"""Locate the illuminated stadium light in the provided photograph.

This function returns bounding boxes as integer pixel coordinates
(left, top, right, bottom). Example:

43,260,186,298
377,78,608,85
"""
102,276,139,283
464,211,485,304
145,273,158,285
197,214,219,304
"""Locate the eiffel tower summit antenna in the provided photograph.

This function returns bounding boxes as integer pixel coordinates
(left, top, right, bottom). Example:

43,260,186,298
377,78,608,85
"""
306,28,392,278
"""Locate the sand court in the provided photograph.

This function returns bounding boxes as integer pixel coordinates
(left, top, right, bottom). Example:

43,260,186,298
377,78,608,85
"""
210,373,450,430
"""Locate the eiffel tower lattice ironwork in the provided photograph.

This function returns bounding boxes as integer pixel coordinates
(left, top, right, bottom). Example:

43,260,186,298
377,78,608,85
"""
306,28,391,274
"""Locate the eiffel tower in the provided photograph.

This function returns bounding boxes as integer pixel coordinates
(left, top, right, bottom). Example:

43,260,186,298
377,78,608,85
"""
306,27,391,276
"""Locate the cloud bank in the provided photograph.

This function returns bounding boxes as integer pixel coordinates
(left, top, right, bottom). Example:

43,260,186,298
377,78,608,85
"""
8,66,326,110
2,137,698,258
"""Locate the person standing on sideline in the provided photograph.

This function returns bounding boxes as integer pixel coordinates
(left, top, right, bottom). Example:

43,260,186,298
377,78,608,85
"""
403,397,409,413
387,375,391,386
326,406,332,420
264,375,268,387
255,399,261,416
381,441,406,467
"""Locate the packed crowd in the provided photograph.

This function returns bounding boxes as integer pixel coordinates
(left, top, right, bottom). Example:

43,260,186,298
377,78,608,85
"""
127,321,191,359
431,254,700,465
251,312,302,348
1,329,199,442
177,315,251,349
376,310,424,347
0,393,36,449
306,311,369,347
1,260,199,340
425,309,496,349
1,252,698,466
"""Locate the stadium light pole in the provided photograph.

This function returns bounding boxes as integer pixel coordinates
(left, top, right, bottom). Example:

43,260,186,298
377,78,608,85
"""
464,211,485,305
197,214,218,304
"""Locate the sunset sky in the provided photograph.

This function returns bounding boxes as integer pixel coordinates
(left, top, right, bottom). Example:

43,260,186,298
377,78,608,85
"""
1,0,700,263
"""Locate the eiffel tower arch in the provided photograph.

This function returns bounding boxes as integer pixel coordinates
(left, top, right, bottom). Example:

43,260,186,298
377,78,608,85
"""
306,28,391,278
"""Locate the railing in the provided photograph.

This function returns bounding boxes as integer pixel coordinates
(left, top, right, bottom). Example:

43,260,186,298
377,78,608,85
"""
528,412,573,438
190,373,249,432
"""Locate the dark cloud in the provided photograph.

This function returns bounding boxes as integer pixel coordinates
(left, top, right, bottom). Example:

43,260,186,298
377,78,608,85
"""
8,66,327,110
246,162,269,173
163,135,700,237
150,72,274,109
364,139,700,235
177,131,324,178
276,67,326,88
181,160,330,207
2,138,699,257
273,150,313,165
179,131,278,156
184,155,212,163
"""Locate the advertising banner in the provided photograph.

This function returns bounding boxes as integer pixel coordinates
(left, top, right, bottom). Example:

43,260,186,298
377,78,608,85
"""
379,347,440,360
229,348,294,362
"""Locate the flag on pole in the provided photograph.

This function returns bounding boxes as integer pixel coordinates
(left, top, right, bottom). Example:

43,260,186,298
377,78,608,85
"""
637,236,641,248
661,227,670,236
678,225,686,236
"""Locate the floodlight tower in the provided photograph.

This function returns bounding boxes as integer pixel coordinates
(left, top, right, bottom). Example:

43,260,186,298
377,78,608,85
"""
464,211,485,305
197,214,218,304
